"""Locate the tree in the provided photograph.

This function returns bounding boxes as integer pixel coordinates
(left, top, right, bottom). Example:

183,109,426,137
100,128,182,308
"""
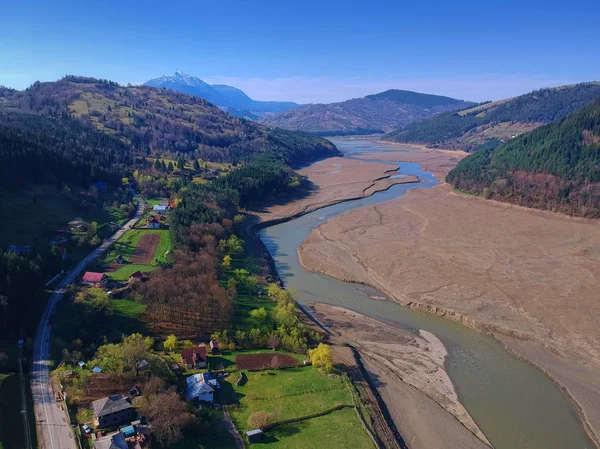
164,334,178,352
308,343,333,373
249,308,267,326
177,158,185,170
222,255,232,269
267,334,281,351
247,411,274,430
154,159,161,171
182,340,194,349
141,389,188,446
167,161,174,172
121,333,149,375
193,159,200,171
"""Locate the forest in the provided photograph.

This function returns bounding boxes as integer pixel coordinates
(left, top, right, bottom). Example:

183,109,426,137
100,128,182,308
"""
0,76,338,165
385,82,600,151
0,111,132,190
447,97,600,217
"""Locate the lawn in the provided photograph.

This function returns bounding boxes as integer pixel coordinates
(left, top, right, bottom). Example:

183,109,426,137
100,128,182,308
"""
144,196,168,207
227,366,352,434
223,366,373,449
251,407,374,449
111,298,147,318
106,264,155,281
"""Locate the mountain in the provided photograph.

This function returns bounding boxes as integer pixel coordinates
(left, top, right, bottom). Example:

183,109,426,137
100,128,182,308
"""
259,89,474,136
144,72,300,118
385,82,600,152
447,96,600,217
0,76,338,166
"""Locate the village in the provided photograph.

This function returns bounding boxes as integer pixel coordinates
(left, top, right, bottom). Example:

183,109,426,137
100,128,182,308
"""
43,193,374,449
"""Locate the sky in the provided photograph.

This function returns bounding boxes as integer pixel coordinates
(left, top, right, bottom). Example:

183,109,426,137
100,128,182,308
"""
1,0,599,103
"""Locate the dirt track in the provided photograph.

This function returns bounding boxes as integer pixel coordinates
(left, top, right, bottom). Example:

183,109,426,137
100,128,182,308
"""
131,233,159,264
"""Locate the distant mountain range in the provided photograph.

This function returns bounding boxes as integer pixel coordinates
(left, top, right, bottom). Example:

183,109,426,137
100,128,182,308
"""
384,82,600,152
447,95,600,217
259,90,475,135
144,72,300,119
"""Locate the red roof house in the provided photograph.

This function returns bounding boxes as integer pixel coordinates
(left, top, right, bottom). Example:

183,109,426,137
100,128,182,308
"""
82,272,107,286
181,346,207,369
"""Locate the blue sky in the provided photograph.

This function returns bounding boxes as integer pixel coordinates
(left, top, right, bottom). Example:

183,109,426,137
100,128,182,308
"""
1,0,599,103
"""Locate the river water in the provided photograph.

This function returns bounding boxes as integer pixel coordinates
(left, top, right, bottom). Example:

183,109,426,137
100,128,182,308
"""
259,138,594,449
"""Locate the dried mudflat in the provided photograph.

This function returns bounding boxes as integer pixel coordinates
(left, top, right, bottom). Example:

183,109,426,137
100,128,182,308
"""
254,156,418,223
298,147,600,444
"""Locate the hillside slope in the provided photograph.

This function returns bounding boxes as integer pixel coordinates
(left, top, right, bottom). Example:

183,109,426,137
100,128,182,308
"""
0,76,337,165
447,97,600,217
385,82,600,151
144,72,299,119
259,89,474,135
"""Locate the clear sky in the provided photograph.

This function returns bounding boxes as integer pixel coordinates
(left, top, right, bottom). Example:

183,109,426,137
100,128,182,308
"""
1,0,599,103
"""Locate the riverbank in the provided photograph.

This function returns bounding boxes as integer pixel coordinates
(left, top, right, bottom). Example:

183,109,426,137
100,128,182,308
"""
297,148,600,446
307,303,491,449
252,156,418,224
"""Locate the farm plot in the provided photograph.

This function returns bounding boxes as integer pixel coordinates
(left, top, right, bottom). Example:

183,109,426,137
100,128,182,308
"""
235,353,300,370
102,229,171,280
131,233,160,264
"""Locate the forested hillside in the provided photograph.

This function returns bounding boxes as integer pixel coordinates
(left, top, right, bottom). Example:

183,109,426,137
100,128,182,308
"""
0,76,338,165
260,89,473,135
447,97,600,216
0,111,132,190
385,82,600,151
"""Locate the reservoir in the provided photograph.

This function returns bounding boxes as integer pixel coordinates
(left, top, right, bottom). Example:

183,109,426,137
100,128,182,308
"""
259,138,595,449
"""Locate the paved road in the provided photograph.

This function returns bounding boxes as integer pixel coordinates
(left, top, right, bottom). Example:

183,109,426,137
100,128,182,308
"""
31,193,145,449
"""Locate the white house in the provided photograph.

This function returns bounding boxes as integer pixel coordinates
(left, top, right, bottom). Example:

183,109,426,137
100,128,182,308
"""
153,205,168,213
186,373,215,403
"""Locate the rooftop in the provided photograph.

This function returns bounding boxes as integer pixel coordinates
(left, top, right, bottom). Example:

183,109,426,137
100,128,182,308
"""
92,394,133,418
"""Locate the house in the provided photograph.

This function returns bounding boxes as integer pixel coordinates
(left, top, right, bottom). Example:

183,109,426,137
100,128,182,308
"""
246,429,264,444
93,181,108,192
115,254,125,264
93,431,128,449
186,373,215,402
92,394,135,428
209,340,219,354
7,245,31,256
147,217,160,229
128,271,145,282
153,204,168,213
181,346,207,369
82,272,107,287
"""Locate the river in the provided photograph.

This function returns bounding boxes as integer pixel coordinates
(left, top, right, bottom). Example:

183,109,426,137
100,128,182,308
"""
259,138,594,449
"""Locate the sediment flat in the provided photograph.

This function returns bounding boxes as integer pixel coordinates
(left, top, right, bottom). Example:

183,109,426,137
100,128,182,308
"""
310,302,490,449
298,147,600,444
254,156,418,223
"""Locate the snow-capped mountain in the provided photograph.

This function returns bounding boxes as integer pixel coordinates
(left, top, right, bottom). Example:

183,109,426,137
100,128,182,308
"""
144,72,299,119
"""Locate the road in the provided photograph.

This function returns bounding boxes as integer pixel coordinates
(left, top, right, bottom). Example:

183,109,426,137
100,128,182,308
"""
31,193,145,449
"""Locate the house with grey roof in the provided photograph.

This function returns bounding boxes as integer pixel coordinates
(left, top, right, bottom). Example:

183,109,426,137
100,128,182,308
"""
93,431,128,449
92,394,135,428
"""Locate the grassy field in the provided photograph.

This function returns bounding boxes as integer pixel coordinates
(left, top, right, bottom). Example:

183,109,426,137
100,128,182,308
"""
102,228,171,280
222,366,373,449
252,407,373,449
111,298,147,318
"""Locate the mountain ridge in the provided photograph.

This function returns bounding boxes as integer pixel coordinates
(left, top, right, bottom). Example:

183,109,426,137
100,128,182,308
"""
259,89,474,135
384,82,600,152
144,72,300,118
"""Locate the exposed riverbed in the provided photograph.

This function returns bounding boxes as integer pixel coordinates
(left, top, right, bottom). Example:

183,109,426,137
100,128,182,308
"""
259,139,595,449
